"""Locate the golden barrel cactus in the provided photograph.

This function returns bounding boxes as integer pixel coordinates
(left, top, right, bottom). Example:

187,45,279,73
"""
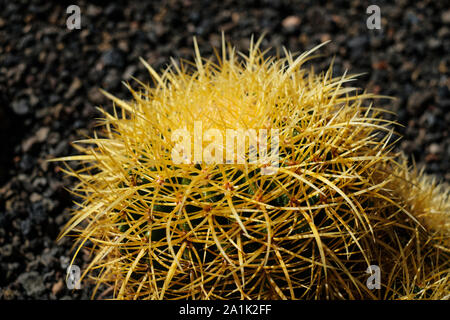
54,37,449,299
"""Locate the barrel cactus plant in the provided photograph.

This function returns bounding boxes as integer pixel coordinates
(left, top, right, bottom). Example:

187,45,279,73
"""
54,37,449,299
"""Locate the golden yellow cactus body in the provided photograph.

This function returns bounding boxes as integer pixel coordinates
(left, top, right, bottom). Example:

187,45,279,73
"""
55,38,449,300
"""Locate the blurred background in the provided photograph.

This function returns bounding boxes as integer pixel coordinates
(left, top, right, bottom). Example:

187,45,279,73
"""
0,0,448,299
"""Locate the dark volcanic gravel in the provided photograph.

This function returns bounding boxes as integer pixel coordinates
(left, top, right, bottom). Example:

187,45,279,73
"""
0,0,449,299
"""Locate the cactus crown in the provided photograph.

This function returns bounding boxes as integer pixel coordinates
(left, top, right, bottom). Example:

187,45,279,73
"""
55,37,449,299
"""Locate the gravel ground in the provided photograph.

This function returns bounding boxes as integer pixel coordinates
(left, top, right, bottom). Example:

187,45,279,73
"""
0,0,449,299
